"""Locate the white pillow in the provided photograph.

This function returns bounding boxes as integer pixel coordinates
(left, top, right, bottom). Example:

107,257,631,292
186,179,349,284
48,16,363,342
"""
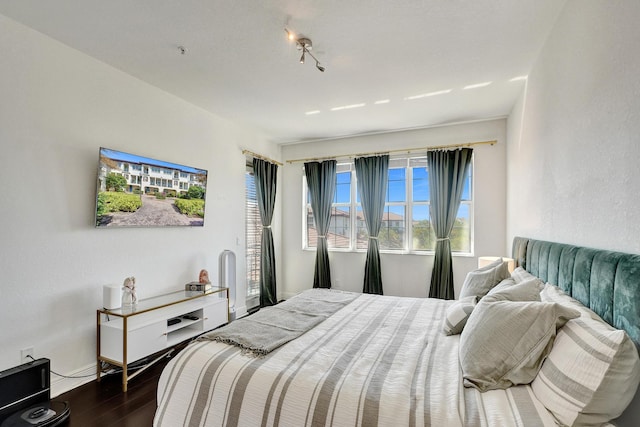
532,284,640,426
442,296,478,335
485,277,516,294
459,258,510,299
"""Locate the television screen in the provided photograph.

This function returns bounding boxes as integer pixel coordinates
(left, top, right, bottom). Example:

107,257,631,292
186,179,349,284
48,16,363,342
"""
95,148,208,227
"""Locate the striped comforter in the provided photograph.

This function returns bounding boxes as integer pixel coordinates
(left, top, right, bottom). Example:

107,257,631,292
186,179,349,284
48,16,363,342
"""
154,290,557,427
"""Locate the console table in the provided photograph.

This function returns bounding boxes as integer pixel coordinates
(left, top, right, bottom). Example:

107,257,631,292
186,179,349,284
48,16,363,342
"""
96,287,228,392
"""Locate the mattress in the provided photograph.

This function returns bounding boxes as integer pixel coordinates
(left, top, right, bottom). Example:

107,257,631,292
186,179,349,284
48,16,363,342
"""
154,290,556,426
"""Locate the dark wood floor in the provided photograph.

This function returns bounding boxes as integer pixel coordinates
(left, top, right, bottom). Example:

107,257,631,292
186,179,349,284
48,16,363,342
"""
56,348,181,427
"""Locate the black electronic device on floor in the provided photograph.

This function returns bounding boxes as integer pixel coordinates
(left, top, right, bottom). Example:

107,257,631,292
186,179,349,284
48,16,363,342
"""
0,358,70,426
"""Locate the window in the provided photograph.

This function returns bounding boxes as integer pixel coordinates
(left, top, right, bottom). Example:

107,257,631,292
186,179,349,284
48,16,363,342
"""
245,164,261,300
303,155,473,254
305,163,353,249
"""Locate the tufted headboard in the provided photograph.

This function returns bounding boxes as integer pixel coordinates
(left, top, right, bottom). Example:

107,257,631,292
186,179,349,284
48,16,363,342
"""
512,236,640,347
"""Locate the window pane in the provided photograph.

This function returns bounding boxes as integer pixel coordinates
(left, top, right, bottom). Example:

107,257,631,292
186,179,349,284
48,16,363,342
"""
308,206,351,249
412,204,434,250
334,171,351,204
337,171,351,184
460,166,472,201
355,206,368,250
451,203,471,252
379,205,405,250
387,168,406,202
327,207,351,249
412,168,429,202
306,206,317,248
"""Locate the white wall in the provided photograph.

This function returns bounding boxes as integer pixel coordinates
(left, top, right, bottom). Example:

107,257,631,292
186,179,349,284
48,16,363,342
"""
281,119,508,300
506,4,640,422
506,0,640,254
0,14,280,393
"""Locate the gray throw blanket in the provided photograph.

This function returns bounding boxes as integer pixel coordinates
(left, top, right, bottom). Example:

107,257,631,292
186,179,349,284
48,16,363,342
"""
199,289,360,356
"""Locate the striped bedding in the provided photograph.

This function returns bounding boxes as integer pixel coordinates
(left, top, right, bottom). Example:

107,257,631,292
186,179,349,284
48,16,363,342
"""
154,290,557,426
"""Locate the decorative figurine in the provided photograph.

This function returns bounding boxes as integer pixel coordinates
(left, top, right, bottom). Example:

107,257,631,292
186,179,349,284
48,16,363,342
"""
199,269,211,284
122,276,137,307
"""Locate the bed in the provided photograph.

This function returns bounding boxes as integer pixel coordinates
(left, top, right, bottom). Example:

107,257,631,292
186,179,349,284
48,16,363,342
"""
154,237,640,426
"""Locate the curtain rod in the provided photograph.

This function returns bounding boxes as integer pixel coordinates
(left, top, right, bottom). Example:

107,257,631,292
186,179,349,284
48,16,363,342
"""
285,140,496,164
241,149,283,166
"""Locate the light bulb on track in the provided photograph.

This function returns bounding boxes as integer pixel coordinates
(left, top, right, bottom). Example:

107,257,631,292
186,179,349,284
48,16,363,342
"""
285,29,326,73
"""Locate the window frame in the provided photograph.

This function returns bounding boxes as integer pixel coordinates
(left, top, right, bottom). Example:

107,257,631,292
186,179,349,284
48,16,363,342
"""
302,155,474,256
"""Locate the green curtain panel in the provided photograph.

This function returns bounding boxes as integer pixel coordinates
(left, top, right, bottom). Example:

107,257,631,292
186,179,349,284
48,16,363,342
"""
253,158,278,307
354,155,389,295
304,160,337,288
427,148,473,300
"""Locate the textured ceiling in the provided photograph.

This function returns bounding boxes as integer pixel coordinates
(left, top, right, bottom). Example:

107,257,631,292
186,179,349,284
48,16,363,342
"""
0,0,566,144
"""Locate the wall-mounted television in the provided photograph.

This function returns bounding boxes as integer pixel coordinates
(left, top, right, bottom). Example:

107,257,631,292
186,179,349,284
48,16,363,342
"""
95,148,208,227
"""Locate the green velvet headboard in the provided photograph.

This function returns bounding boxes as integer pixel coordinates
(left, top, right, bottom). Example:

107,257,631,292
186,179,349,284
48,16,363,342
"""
512,237,640,347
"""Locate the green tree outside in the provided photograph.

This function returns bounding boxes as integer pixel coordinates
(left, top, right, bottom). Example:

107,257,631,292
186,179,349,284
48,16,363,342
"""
411,218,470,252
186,185,205,200
105,173,127,192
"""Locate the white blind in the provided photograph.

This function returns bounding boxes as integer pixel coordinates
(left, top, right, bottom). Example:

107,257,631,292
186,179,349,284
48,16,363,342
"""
245,166,261,298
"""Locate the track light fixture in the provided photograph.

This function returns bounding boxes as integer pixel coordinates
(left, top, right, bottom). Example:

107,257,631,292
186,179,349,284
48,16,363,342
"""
285,29,326,73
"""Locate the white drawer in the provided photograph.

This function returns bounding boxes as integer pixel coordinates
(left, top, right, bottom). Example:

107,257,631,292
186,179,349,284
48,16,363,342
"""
100,320,165,363
203,299,228,331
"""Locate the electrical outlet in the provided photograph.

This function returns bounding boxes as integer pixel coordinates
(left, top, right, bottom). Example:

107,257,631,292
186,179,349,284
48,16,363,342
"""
20,347,34,363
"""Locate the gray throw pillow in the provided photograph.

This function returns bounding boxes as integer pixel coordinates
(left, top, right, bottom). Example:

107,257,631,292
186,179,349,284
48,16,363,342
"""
485,277,544,302
443,296,478,335
459,258,510,299
459,300,580,391
511,266,539,284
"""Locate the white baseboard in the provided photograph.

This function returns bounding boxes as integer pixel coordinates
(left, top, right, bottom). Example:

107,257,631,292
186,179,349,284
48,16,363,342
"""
51,363,97,398
235,305,247,319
